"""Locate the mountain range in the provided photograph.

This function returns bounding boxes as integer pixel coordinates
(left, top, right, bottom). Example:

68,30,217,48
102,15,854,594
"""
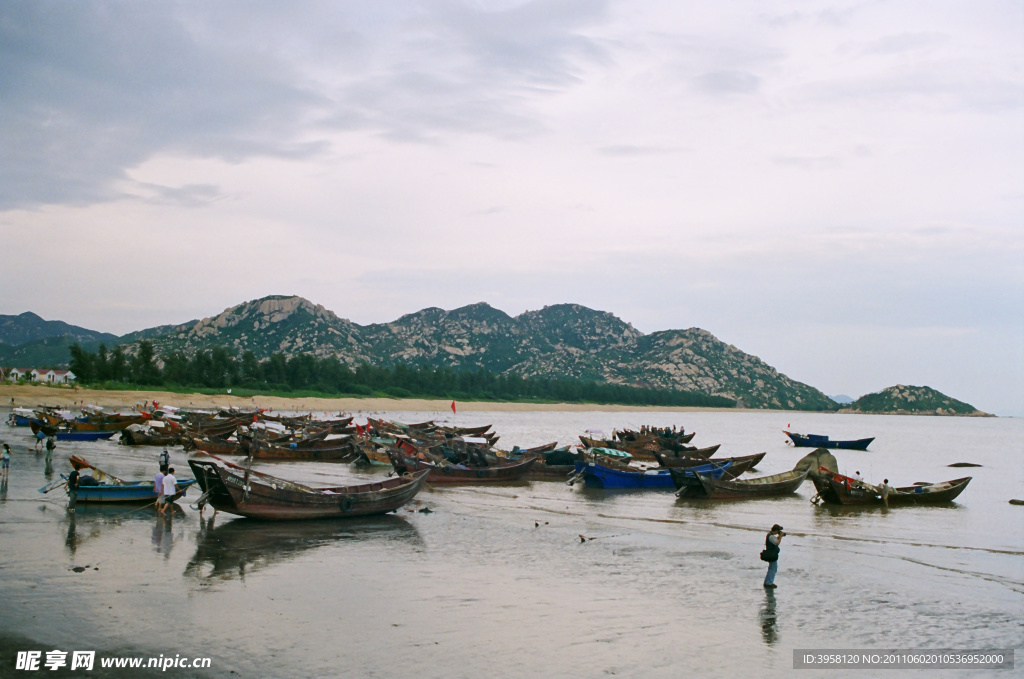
0,312,118,367
0,296,986,414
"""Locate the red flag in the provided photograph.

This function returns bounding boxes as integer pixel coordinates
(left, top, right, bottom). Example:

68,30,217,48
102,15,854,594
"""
253,414,259,423
451,400,456,414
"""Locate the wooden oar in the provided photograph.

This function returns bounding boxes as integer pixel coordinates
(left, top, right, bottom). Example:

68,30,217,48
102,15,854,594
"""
38,478,67,494
69,456,128,485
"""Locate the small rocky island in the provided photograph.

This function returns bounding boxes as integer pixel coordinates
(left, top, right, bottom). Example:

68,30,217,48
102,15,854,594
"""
841,385,991,416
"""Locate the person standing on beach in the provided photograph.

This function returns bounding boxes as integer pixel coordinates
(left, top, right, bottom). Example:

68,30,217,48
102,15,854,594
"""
1,443,11,482
34,429,45,452
67,467,80,512
763,524,785,588
45,436,56,457
154,467,165,506
159,467,177,515
158,449,170,473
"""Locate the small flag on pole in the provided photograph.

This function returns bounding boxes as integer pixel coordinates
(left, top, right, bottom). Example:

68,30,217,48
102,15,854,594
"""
451,400,457,414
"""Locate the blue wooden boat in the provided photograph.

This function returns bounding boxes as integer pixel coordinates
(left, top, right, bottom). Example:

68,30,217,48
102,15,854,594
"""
573,460,732,489
60,474,195,503
54,430,117,442
7,409,36,426
783,431,873,451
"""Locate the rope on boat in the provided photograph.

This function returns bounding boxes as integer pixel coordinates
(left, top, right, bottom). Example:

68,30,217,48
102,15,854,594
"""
105,500,159,520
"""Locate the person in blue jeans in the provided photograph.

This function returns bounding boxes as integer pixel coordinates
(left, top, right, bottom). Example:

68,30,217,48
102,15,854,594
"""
763,524,785,588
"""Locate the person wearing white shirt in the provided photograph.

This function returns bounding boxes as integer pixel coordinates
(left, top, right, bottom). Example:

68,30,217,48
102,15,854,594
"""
159,468,177,514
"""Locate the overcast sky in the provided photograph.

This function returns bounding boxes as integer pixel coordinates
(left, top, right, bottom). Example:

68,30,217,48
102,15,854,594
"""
1,1,1021,415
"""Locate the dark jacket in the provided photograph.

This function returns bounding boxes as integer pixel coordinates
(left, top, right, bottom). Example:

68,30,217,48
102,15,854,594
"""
763,533,780,562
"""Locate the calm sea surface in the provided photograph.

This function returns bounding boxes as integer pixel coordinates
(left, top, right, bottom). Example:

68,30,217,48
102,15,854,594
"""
1,408,1021,678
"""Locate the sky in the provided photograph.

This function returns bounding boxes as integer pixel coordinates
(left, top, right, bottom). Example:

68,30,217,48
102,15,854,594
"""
1,1,1021,415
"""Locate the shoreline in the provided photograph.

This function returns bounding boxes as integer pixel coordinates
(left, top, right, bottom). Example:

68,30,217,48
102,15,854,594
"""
0,383,738,414
0,384,998,417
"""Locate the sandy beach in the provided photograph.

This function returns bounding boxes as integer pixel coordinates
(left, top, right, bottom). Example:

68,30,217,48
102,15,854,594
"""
0,383,734,414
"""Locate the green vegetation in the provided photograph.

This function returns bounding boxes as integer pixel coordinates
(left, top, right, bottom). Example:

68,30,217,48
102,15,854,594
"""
67,341,736,408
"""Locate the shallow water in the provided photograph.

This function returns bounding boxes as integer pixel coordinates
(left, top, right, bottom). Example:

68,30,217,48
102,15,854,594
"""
1,409,1021,678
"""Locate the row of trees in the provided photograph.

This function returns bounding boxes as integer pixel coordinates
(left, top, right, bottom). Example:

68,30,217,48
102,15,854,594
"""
69,341,160,385
67,342,736,408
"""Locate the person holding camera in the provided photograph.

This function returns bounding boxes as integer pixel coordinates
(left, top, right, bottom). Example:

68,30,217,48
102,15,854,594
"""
762,524,785,588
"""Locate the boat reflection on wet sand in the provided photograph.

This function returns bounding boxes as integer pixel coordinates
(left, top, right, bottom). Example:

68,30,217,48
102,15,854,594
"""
185,514,423,583
62,503,186,557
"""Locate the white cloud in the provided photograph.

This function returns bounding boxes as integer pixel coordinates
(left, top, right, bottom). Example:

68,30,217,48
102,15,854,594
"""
0,0,1021,414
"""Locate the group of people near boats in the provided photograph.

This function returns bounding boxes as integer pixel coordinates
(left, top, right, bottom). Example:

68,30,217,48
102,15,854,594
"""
846,470,893,506
153,448,178,515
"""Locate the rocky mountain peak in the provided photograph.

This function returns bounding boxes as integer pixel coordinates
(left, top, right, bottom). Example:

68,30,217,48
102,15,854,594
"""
517,303,642,352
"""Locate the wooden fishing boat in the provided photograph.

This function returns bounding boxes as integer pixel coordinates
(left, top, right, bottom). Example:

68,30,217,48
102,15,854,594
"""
235,428,301,450
583,438,720,463
667,457,758,491
188,419,248,437
249,439,356,462
30,420,58,436
681,467,811,499
578,435,613,449
442,423,493,437
278,431,340,448
507,441,560,456
217,408,262,419
34,411,72,427
810,472,972,506
55,430,117,442
573,460,733,490
56,457,195,503
651,450,765,469
519,447,586,480
65,477,195,502
119,424,177,446
187,459,430,520
784,431,874,451
70,415,146,431
618,434,699,453
386,449,537,483
184,434,242,455
524,461,578,480
7,408,36,426
656,444,722,460
617,428,696,445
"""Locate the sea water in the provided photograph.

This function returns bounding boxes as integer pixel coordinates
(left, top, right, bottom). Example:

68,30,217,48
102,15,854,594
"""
0,409,1021,678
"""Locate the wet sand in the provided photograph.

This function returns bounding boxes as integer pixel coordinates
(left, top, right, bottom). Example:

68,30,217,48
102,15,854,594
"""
1,408,1021,678
0,383,735,414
